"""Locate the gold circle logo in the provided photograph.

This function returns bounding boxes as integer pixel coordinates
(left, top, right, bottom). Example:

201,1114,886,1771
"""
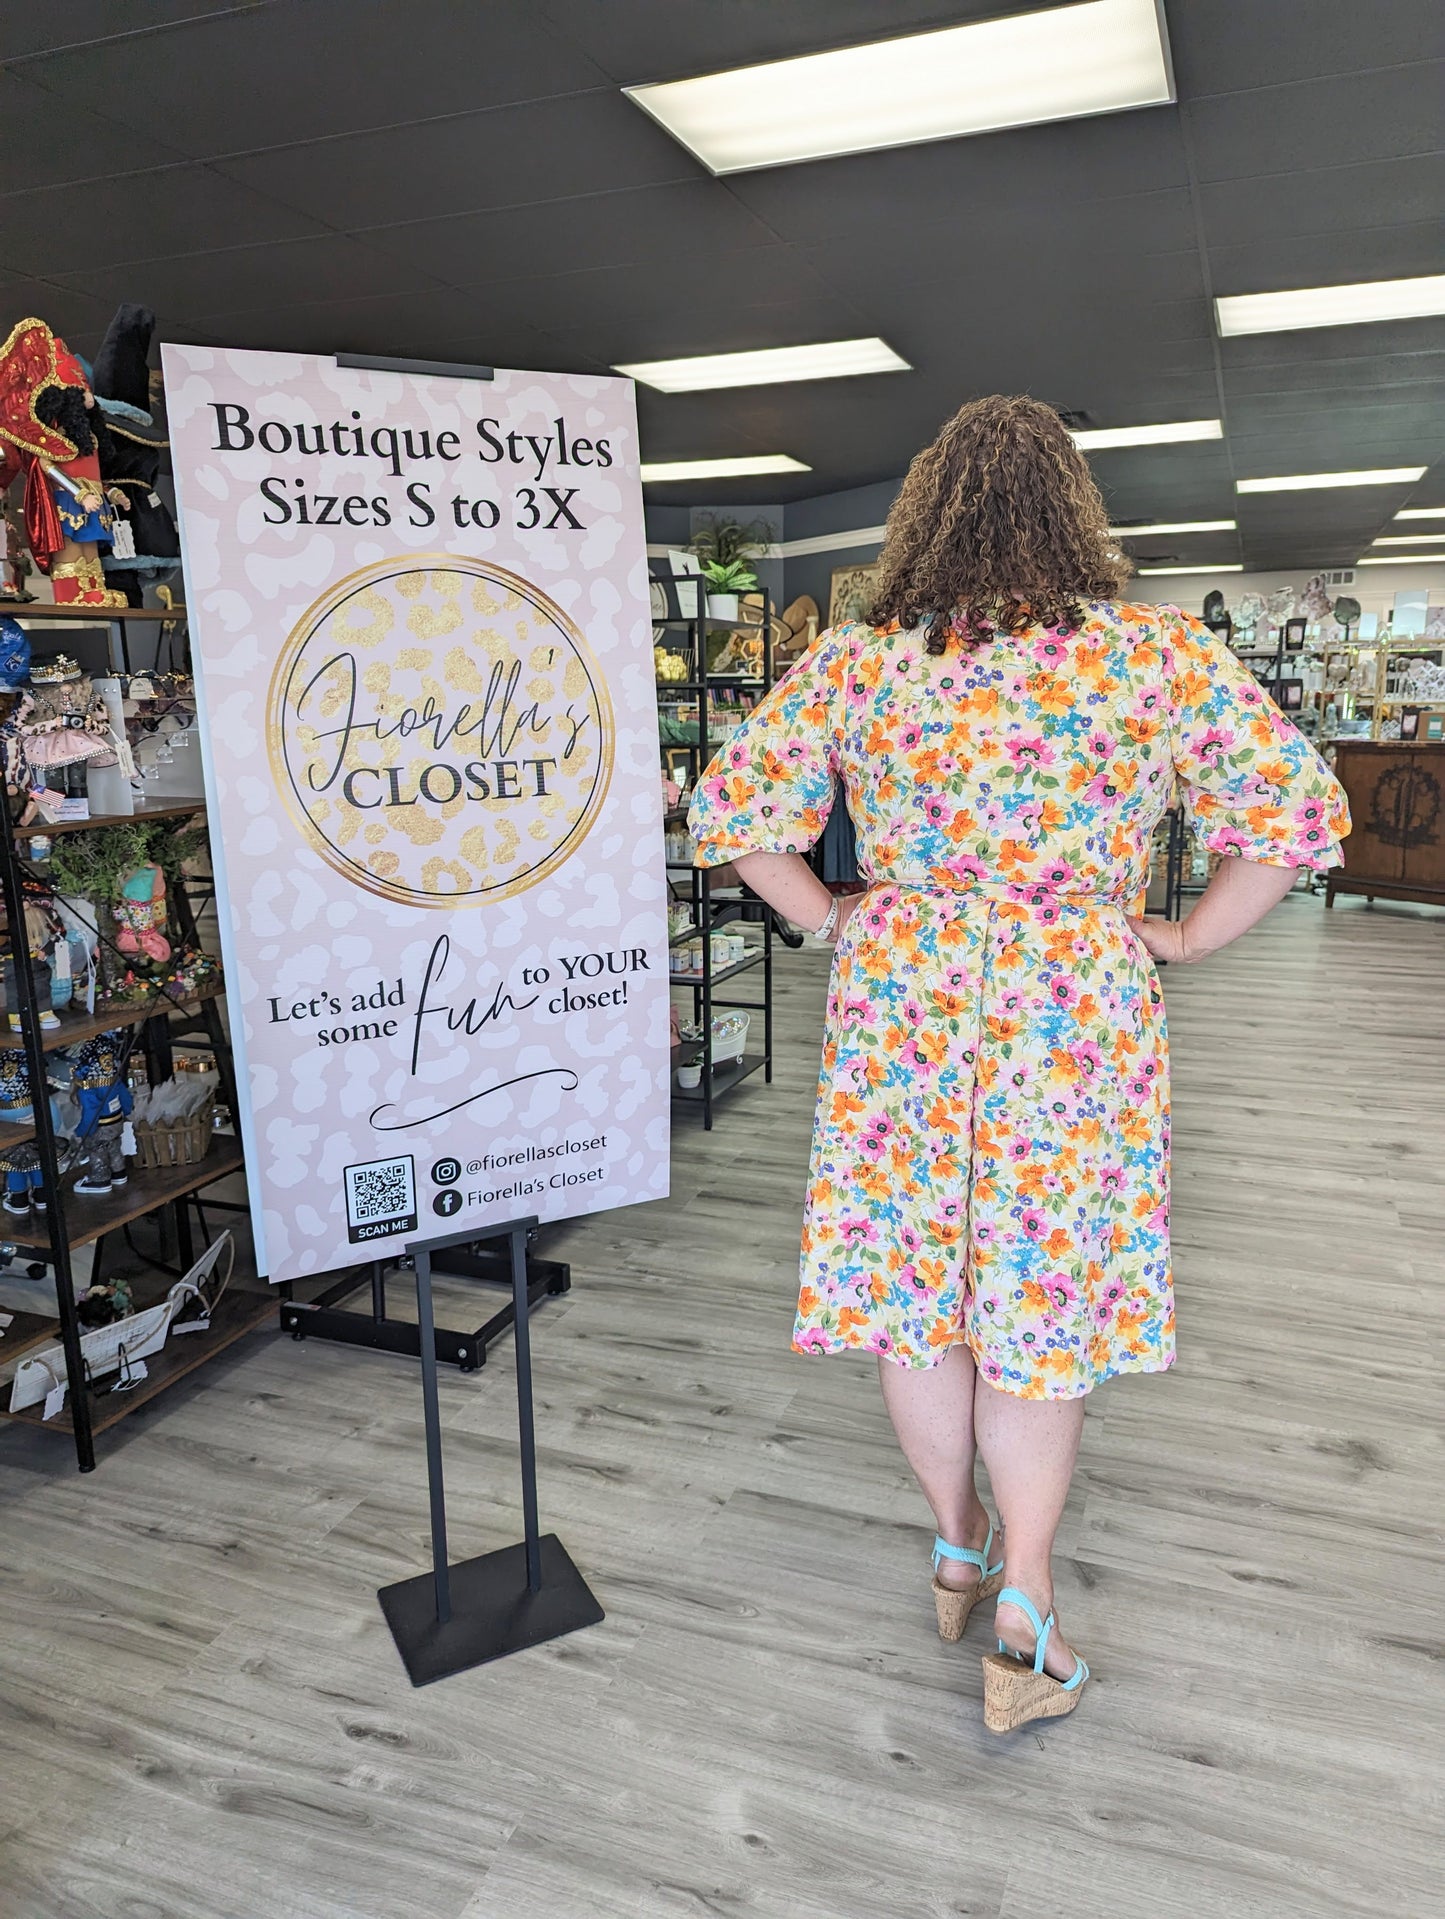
267,556,613,907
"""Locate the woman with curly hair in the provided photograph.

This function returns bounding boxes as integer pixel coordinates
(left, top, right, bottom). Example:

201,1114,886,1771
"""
689,394,1349,1731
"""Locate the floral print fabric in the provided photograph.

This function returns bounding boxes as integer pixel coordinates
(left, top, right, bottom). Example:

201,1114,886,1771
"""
689,603,1349,1396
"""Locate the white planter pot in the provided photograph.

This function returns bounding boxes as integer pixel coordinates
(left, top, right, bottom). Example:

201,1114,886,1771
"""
706,593,739,622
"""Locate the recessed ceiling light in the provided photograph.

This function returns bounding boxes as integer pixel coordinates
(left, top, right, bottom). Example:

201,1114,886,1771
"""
617,338,910,392
1357,554,1445,566
1137,564,1243,576
640,454,811,483
1109,519,1237,536
625,0,1173,174
1372,533,1445,546
1073,420,1222,450
1216,275,1445,336
1237,468,1426,494
1396,507,1445,520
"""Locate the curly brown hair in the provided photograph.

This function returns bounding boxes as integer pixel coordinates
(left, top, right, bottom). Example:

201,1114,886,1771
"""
868,394,1132,653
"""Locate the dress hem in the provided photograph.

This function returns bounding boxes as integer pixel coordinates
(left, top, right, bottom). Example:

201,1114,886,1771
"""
791,1329,1176,1399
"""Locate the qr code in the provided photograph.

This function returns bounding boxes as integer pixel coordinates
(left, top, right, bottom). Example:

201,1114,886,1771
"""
344,1155,417,1242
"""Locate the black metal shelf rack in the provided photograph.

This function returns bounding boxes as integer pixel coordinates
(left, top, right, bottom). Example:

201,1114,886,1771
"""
0,602,263,1472
655,591,778,1130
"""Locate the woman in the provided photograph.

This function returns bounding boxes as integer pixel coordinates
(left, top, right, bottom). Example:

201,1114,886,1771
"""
688,395,1349,1732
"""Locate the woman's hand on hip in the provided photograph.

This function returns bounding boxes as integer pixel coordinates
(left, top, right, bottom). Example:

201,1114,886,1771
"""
1126,914,1193,964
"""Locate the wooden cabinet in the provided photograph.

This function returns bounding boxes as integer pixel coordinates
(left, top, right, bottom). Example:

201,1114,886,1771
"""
1327,742,1445,908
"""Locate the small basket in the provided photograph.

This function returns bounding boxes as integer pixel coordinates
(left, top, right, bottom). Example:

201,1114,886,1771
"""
134,1098,216,1169
711,1010,749,1066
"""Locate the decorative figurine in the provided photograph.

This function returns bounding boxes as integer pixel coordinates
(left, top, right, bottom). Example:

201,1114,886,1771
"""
90,304,181,603
2,890,62,1032
114,862,171,966
69,1030,133,1197
0,317,127,607
0,1046,60,1215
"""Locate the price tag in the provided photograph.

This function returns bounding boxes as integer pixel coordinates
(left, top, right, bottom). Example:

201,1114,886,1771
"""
171,1315,210,1337
42,1380,66,1421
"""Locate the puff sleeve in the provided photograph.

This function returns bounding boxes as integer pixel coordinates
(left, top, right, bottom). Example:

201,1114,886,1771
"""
688,623,852,866
1165,609,1350,870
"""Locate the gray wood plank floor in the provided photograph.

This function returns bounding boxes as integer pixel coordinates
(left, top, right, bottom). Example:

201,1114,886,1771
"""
1,895,1440,1919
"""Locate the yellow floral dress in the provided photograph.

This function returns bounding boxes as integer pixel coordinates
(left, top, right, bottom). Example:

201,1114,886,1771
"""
689,603,1350,1397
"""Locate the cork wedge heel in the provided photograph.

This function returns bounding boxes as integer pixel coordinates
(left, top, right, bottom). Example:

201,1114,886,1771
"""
981,1585,1089,1732
929,1525,1004,1642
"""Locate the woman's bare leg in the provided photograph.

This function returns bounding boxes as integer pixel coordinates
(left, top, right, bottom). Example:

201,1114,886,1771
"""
973,1378,1086,1677
878,1343,994,1589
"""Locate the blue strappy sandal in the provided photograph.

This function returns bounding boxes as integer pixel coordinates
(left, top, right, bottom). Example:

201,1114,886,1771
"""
930,1524,1005,1642
981,1585,1090,1731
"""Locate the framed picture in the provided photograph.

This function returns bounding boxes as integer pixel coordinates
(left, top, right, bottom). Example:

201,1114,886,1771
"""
1283,618,1308,652
828,561,881,628
1271,677,1305,711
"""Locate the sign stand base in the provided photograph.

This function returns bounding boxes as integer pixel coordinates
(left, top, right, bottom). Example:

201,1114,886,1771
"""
378,1215,603,1686
379,1533,603,1686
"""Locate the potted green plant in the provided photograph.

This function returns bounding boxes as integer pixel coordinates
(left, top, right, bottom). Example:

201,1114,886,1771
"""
700,557,758,622
688,514,771,622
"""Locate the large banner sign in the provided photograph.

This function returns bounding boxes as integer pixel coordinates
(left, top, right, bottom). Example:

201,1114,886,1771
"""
162,346,668,1282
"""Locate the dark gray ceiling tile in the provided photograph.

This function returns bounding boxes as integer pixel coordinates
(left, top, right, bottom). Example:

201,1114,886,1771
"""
2,0,262,61
358,181,782,285
51,234,449,320
534,0,1041,85
213,92,697,229
1185,64,1445,182
725,110,1189,242
0,283,126,358
17,1,610,156
0,66,190,190
1224,356,1445,401
173,288,572,369
1197,156,1445,247
0,165,327,276
1168,0,1444,96
1207,221,1445,299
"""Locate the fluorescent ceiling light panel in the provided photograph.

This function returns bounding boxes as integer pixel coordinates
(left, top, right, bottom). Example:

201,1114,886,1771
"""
1109,519,1237,536
1216,275,1445,337
639,454,810,483
1373,533,1445,546
1396,507,1445,520
625,0,1174,175
1357,555,1445,566
1237,468,1426,494
617,338,909,392
1137,564,1243,576
1073,420,1221,450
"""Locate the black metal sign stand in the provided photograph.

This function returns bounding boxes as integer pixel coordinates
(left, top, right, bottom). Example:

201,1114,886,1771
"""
377,1215,603,1686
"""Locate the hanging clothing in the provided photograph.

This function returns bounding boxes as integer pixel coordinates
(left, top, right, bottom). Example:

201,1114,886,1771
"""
688,603,1349,1398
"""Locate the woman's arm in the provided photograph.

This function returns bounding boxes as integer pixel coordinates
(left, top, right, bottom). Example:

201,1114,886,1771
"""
1127,853,1300,964
729,850,862,942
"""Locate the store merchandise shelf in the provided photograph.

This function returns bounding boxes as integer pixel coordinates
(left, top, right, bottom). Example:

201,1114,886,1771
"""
19,979,226,1054
0,1301,68,1368
2,1284,274,1436
672,1053,767,1104
0,1115,37,1151
11,604,186,625
656,679,765,694
12,796,206,838
1,1140,244,1250
669,949,766,987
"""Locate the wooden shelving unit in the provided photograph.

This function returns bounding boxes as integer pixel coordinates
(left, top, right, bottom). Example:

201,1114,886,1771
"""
0,603,264,1471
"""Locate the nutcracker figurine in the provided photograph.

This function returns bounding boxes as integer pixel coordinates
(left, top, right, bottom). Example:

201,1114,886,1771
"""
0,317,126,607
